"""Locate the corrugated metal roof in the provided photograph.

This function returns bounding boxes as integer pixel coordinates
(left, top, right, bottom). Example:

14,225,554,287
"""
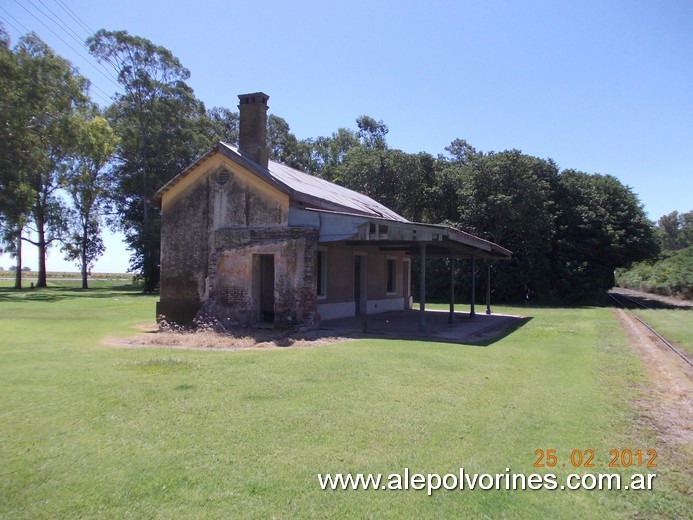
218,143,408,222
153,141,510,259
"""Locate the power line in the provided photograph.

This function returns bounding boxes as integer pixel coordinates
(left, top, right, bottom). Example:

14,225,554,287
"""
0,14,111,106
37,0,118,77
33,0,90,51
0,6,31,34
51,0,123,83
12,0,121,103
25,0,118,103
19,0,120,87
0,15,22,35
0,14,24,35
55,0,94,36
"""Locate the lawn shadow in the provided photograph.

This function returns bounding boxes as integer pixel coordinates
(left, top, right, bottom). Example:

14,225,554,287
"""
459,316,533,347
322,310,532,347
0,283,151,303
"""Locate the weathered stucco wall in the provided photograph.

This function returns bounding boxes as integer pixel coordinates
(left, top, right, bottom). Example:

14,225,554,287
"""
202,227,319,329
157,172,210,323
210,163,288,228
321,244,407,303
157,156,291,325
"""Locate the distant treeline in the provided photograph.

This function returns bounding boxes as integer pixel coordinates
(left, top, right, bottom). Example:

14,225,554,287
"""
616,211,692,299
313,142,658,304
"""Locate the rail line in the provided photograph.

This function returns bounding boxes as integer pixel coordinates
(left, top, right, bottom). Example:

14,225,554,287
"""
607,291,693,368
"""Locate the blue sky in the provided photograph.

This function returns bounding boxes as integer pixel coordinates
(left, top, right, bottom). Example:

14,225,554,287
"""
1,0,691,273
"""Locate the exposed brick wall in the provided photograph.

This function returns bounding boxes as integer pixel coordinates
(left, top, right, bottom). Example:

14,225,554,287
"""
159,156,320,330
223,286,251,310
201,227,320,329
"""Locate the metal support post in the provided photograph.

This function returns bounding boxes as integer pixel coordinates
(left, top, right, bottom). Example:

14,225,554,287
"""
419,243,427,332
449,256,455,324
470,255,476,319
485,261,492,315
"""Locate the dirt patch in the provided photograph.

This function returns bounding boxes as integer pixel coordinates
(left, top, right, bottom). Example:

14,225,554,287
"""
105,323,353,351
615,309,692,448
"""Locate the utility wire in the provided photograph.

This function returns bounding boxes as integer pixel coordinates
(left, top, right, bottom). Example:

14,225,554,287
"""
52,0,123,83
38,0,120,81
24,0,118,104
0,6,31,34
17,0,121,90
33,0,91,53
55,0,94,36
0,14,25,35
11,0,123,105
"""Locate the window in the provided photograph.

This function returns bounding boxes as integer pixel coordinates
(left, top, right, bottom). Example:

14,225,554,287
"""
369,222,376,238
317,249,327,298
215,168,231,186
386,258,396,294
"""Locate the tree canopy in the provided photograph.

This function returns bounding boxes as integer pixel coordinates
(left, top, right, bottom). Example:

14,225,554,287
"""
87,29,210,292
656,210,693,251
61,114,119,288
0,29,92,288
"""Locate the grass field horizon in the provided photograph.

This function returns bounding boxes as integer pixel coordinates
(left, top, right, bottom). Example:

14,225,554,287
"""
0,271,132,280
1,281,690,518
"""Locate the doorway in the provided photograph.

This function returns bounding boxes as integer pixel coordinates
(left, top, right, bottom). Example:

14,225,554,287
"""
403,259,411,309
354,254,367,315
259,254,275,322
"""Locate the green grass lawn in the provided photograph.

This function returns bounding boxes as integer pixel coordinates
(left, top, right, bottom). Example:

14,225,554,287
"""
632,309,693,356
0,282,689,518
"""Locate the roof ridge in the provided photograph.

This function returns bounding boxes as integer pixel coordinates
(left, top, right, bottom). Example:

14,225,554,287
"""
219,142,409,222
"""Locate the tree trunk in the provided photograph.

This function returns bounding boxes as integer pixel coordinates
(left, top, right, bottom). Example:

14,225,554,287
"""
81,249,88,289
140,116,152,293
143,234,153,293
35,206,47,287
81,223,88,289
14,230,22,290
37,224,47,288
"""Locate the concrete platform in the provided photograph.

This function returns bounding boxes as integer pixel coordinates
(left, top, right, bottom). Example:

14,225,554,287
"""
320,309,525,344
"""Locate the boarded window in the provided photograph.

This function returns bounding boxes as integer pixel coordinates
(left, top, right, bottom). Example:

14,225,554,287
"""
386,258,396,294
317,250,327,298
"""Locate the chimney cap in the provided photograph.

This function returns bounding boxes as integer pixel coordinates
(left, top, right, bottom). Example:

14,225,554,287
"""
238,92,270,106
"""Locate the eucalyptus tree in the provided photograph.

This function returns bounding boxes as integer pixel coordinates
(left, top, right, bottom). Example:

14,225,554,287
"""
87,30,209,292
334,146,437,223
657,210,693,251
0,27,33,288
0,30,91,287
266,114,314,172
206,106,239,145
62,115,118,289
310,128,360,180
19,34,91,287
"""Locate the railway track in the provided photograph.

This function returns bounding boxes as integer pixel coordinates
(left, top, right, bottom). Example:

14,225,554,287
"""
607,290,693,368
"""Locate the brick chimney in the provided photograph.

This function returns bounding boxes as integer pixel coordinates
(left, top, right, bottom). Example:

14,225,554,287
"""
238,92,270,168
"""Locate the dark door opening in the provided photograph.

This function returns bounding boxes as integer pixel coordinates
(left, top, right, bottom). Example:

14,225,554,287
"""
259,254,275,322
354,255,366,315
354,256,361,315
403,259,411,309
